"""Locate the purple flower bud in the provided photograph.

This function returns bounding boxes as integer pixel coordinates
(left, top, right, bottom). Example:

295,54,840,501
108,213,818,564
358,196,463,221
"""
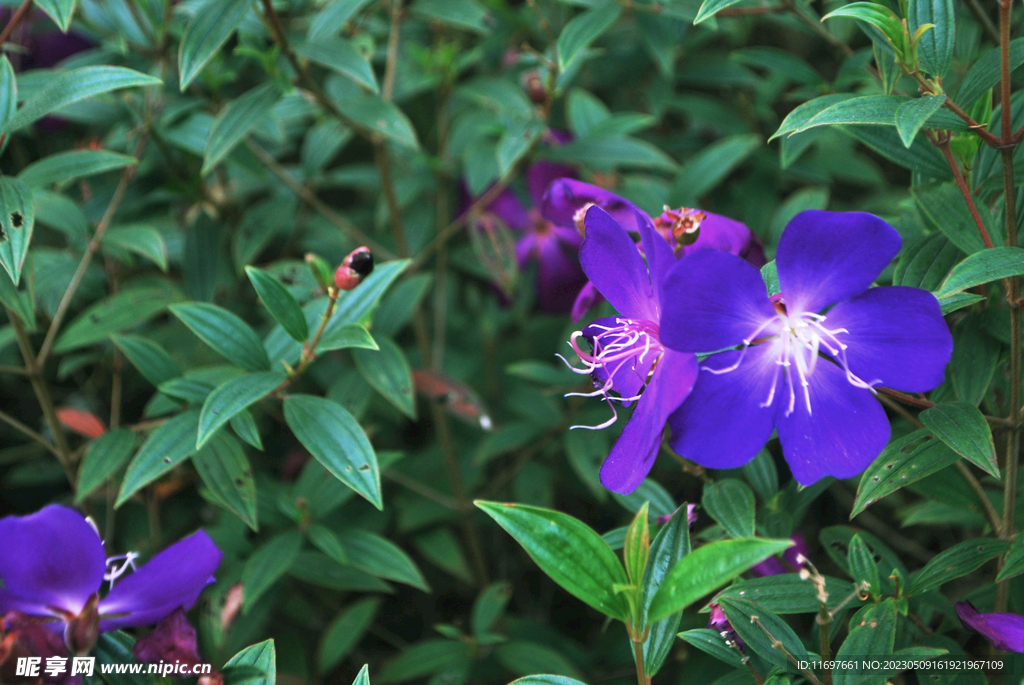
133,609,202,667
751,532,810,577
956,602,1024,652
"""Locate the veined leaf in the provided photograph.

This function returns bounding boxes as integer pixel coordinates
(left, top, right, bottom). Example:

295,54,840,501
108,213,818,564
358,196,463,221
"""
203,84,280,175
198,371,285,449
171,302,271,372
178,0,252,90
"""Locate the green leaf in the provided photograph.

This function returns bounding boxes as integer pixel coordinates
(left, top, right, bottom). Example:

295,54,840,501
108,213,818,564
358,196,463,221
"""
702,479,755,539
117,410,201,506
224,639,275,685
497,119,544,177
178,0,252,90
472,582,512,636
0,266,32,330
840,125,953,180
773,94,855,140
677,629,744,668
996,534,1024,582
642,505,691,676
246,267,308,343
894,233,962,290
0,177,34,286
18,150,136,189
821,3,904,50
713,573,863,614
230,410,263,450
336,529,430,591
475,501,631,621
318,598,381,673
5,67,161,134
284,394,382,509
848,533,881,596
920,401,999,477
243,532,303,611
896,96,947,147
317,322,377,352
624,502,650,585
171,302,271,372
693,0,751,23
647,537,792,621
204,84,280,175
103,224,169,271
290,551,393,592
909,0,954,78
352,337,416,419
788,95,965,136
671,134,761,205
410,0,490,33
35,0,77,31
834,602,897,685
496,643,584,680
307,524,348,564
193,431,258,530
309,0,375,41
160,365,243,403
909,538,1009,595
75,429,136,502
296,37,379,92
350,664,371,685
720,598,810,669
326,77,419,150
91,632,137,685
913,183,995,255
378,640,472,684
0,56,16,134
198,371,285,449
56,285,184,353
956,38,1024,109
852,428,959,516
557,1,622,70
936,246,1024,298
613,478,676,519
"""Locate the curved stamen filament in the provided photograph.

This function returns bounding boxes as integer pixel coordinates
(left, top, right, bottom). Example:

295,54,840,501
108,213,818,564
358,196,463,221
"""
104,552,140,591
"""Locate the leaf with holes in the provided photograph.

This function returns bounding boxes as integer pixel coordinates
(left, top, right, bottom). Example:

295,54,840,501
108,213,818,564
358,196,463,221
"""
284,394,382,509
117,410,201,506
920,401,999,477
909,538,1009,595
75,429,137,503
0,177,34,286
852,429,959,516
193,431,258,530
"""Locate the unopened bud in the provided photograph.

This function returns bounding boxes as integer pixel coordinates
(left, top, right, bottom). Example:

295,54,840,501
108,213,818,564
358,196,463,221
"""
334,247,374,291
305,252,334,291
65,593,100,656
655,206,706,254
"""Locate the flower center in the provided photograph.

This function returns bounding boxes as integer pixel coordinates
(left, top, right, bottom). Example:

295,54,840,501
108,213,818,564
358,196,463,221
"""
706,305,879,417
558,317,664,429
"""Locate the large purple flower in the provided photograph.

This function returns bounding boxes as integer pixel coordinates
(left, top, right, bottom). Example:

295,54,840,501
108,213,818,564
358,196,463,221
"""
562,206,698,494
660,210,952,485
0,505,221,649
956,602,1024,652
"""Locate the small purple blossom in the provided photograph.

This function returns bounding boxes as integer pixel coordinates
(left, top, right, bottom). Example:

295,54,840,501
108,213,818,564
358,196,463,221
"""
750,533,809,576
655,503,698,527
708,603,744,651
560,206,698,494
133,608,203,667
956,602,1024,652
660,210,952,485
0,505,221,654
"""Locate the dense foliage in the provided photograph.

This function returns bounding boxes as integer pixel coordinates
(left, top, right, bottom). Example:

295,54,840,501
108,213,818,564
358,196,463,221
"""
3,0,1024,684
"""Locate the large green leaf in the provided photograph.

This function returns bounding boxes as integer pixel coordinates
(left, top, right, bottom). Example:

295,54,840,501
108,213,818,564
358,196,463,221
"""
557,1,622,70
242,532,303,611
246,267,308,343
642,506,691,676
171,302,271,372
325,77,419,149
476,501,631,621
203,84,280,175
5,67,160,134
647,538,791,621
920,401,999,477
702,479,755,539
117,410,201,506
198,371,285,449
336,529,430,591
783,95,965,136
895,96,947,147
0,177,35,286
720,598,810,669
909,538,1009,595
18,150,136,189
352,337,416,419
909,0,954,78
103,224,169,271
75,429,136,502
913,183,995,255
283,394,382,509
193,430,258,530
178,0,252,90
56,285,184,353
936,246,1024,298
956,38,1024,108
852,429,959,516
714,573,863,614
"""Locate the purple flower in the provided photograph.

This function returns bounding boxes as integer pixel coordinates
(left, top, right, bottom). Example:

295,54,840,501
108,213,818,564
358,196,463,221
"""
561,206,698,494
0,505,221,653
750,533,809,576
956,602,1024,652
660,210,952,485
708,603,744,651
652,207,766,267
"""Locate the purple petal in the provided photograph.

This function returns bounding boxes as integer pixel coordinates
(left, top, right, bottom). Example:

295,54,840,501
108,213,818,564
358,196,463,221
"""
823,286,952,393
527,161,576,208
750,557,788,577
667,346,779,470
484,188,531,231
579,207,655,320
661,249,778,353
534,232,588,313
680,211,766,267
783,532,810,569
637,210,677,306
98,530,221,631
0,505,104,617
542,179,648,234
957,602,1024,652
571,281,605,322
775,359,890,485
599,350,698,494
776,211,901,315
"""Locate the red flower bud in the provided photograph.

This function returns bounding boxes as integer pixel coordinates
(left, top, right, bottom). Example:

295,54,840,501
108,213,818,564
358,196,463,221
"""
334,247,374,291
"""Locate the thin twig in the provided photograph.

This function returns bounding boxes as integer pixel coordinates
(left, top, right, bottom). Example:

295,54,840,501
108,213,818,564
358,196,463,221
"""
0,0,33,47
383,469,460,509
0,406,60,459
37,136,147,367
962,0,999,45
